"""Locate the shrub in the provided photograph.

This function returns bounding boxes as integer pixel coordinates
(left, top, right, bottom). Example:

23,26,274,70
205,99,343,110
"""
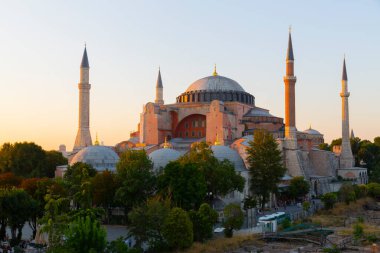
189,203,218,242
353,223,364,240
366,183,380,199
338,183,356,205
302,201,311,212
321,193,337,210
163,207,193,250
281,218,291,229
64,215,107,253
223,204,244,238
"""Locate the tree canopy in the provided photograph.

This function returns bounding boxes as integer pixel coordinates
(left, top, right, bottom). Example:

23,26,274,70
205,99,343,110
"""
246,130,286,208
0,142,67,178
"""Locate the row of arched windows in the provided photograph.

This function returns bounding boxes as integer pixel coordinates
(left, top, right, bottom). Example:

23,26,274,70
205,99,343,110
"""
176,90,254,105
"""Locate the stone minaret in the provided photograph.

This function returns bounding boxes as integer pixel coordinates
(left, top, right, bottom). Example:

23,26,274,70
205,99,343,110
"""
155,68,164,105
283,30,297,144
340,58,355,168
73,46,93,152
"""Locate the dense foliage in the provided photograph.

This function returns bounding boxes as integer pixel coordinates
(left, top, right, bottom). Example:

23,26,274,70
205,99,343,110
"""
319,136,380,182
223,203,244,238
246,130,286,208
0,142,67,178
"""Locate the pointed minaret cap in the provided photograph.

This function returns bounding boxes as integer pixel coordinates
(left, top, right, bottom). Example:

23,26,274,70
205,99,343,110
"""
156,67,163,88
286,27,294,61
342,57,348,81
351,129,355,139
81,45,90,68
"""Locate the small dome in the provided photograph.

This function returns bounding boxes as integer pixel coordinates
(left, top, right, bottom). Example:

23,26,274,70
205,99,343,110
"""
303,127,322,135
186,75,245,93
211,145,246,172
148,148,181,171
70,146,119,171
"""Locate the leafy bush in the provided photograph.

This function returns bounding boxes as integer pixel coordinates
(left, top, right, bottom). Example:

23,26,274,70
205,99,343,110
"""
189,203,218,242
163,207,193,250
223,204,244,238
64,215,107,253
338,183,356,205
281,218,291,229
353,223,364,240
321,193,337,210
323,245,341,253
366,183,380,198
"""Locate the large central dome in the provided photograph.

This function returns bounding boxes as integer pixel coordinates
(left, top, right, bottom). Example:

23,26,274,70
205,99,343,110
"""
176,72,254,105
186,75,245,93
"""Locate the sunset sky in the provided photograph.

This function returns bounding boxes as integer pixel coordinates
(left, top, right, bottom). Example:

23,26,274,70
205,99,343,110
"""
0,1,379,150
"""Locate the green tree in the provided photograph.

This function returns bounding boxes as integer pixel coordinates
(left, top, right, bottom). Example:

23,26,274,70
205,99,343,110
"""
189,203,218,242
366,183,380,198
106,237,139,253
115,150,156,221
0,172,22,189
0,142,47,178
63,215,107,253
179,142,245,200
0,188,36,244
40,191,70,247
163,207,193,250
92,170,119,223
223,203,244,238
158,161,207,210
128,198,171,250
319,143,330,151
65,162,96,209
21,177,53,238
374,137,380,147
288,176,310,200
321,193,337,210
338,183,356,205
246,130,286,208
44,151,68,178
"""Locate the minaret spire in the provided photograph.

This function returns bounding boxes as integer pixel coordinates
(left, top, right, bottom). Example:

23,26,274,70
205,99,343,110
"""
342,57,348,81
81,46,90,68
340,57,354,168
283,28,297,146
155,67,164,105
286,28,294,61
73,46,93,152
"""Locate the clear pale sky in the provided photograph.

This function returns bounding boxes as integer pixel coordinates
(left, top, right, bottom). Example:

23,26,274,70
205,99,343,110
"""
0,1,379,151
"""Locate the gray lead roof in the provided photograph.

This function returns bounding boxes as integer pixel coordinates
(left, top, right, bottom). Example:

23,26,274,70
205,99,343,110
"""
342,58,348,81
81,47,89,68
286,33,294,61
156,69,163,88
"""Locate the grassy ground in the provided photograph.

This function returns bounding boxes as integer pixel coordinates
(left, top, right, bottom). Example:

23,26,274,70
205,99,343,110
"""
179,234,263,253
310,198,374,227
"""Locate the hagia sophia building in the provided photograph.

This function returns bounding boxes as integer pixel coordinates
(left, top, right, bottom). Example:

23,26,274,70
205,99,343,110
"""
57,31,368,207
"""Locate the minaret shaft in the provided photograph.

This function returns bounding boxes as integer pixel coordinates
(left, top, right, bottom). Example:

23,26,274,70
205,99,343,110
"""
73,48,92,152
340,60,354,168
284,31,297,141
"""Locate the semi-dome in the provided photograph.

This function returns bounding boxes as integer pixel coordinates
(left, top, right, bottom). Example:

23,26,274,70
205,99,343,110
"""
70,145,119,171
186,75,245,93
149,148,181,171
211,145,246,172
